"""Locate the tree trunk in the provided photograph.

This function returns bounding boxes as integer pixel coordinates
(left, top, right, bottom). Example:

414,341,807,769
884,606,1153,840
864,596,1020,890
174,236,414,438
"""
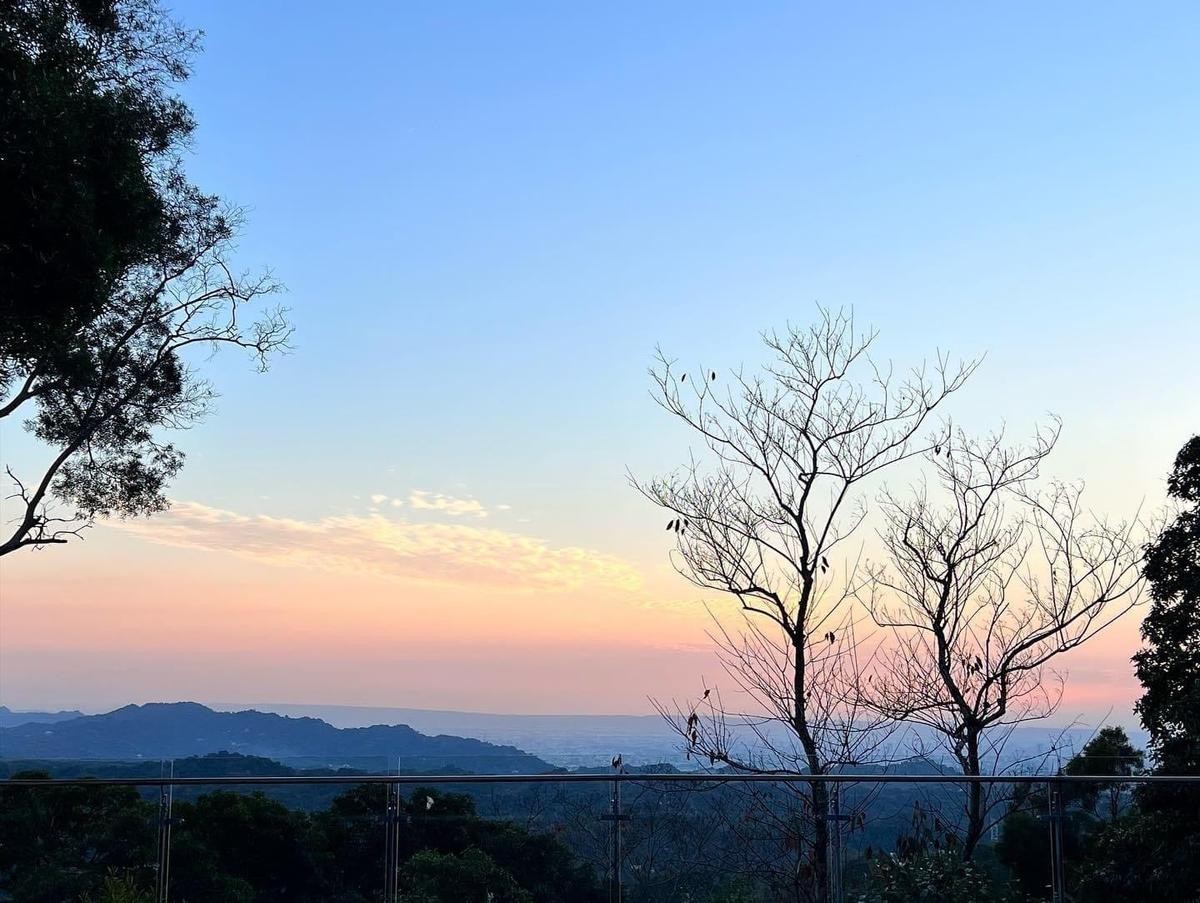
962,733,984,860
809,777,830,903
793,636,829,903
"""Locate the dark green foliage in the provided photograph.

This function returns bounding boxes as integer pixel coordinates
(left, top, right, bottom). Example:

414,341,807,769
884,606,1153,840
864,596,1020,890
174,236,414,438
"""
850,801,1020,902
995,795,1086,901
858,850,1013,903
1061,726,1143,819
1,752,1011,901
994,810,1048,899
322,785,602,903
401,848,532,903
1071,438,1200,899
0,773,603,902
0,772,156,902
700,878,760,902
1062,726,1144,780
169,792,328,901
996,728,1142,898
313,784,389,900
0,0,198,364
1074,810,1200,902
1134,435,1200,777
0,0,288,556
79,871,156,903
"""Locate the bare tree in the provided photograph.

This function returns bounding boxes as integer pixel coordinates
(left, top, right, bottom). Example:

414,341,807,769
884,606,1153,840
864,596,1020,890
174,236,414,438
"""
0,209,288,556
864,425,1146,858
634,309,975,901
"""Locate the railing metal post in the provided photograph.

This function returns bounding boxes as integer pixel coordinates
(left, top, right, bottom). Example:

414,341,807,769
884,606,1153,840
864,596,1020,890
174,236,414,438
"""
154,776,173,903
9,765,1198,903
1048,780,1066,903
599,772,627,903
384,781,401,903
827,782,844,903
610,777,623,903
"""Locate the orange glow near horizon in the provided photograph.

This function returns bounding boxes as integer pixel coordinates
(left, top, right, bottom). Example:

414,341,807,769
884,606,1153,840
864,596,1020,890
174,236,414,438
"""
0,515,724,715
0,502,1150,726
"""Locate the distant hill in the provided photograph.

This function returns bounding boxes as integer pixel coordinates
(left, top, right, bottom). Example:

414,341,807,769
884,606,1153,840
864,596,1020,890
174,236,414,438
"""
2,750,303,780
218,702,1147,770
0,702,553,773
0,751,507,811
0,706,86,728
219,702,679,768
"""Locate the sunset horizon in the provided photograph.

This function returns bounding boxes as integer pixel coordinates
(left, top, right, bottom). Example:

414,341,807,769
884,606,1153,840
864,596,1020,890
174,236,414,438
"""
3,3,1199,898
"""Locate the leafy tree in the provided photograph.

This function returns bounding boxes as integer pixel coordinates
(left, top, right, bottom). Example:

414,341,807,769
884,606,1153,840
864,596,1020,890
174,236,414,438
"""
0,778,603,901
0,772,156,902
314,783,388,900
995,797,1091,900
463,817,603,902
1061,726,1143,820
1073,437,1200,900
994,809,1048,899
169,791,327,902
0,0,289,556
389,786,601,903
1134,435,1200,776
401,848,532,903
858,850,1013,903
1,0,197,363
79,870,155,903
995,728,1141,898
1075,808,1200,902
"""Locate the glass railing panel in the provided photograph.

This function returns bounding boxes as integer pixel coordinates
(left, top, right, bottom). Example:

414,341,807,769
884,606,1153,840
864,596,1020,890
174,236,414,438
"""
0,762,162,901
2,771,1191,902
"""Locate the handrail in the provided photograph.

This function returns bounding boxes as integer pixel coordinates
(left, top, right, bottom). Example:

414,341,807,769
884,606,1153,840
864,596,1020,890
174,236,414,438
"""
2,771,1197,787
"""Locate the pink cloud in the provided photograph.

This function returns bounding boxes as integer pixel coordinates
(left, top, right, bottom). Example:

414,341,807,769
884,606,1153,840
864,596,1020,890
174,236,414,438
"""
115,501,643,594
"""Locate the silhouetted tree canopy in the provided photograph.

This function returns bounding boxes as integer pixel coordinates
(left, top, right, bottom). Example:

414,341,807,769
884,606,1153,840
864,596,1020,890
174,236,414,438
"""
1134,435,1200,776
1,0,199,371
1072,438,1200,900
1061,726,1143,820
0,772,156,901
0,777,604,902
995,726,1141,898
860,850,1012,903
0,0,289,556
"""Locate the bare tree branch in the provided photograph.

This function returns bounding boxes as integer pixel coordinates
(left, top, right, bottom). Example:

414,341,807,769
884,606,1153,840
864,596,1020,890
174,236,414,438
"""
863,424,1146,858
634,308,977,901
1,208,289,557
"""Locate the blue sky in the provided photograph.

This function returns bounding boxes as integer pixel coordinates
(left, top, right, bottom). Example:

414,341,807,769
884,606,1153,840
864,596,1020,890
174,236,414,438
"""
3,2,1198,713
166,1,1199,537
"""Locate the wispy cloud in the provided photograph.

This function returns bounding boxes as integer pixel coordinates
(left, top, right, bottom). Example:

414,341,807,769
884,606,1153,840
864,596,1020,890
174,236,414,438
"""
116,502,642,594
367,493,406,509
407,490,488,518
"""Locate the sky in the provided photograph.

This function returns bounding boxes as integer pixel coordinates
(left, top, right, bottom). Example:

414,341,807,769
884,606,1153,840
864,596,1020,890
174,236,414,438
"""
2,1,1199,720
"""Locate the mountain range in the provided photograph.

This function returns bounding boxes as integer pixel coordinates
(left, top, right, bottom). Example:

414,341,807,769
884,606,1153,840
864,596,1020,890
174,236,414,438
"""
216,702,679,768
0,705,85,728
213,702,1148,770
0,702,553,773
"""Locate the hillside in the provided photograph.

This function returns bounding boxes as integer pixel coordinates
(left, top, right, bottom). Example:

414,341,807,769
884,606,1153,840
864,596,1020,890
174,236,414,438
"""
0,702,553,773
0,706,86,728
